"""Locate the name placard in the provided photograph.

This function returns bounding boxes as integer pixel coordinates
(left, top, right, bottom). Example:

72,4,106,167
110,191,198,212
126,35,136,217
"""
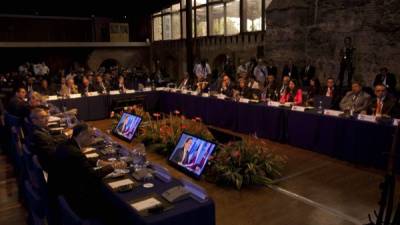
239,98,250,104
47,95,58,101
181,90,189,94
69,94,82,98
217,94,226,100
156,87,166,91
143,87,152,92
357,114,376,123
87,92,99,97
191,91,199,96
268,101,281,107
109,90,120,95
291,105,306,112
125,89,135,94
202,93,210,97
323,109,343,117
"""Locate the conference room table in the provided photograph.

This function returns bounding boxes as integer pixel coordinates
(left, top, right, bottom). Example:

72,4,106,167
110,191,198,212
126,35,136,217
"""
93,129,215,225
49,91,398,171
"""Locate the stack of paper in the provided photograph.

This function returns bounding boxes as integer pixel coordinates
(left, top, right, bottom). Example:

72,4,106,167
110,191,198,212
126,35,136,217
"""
131,197,161,211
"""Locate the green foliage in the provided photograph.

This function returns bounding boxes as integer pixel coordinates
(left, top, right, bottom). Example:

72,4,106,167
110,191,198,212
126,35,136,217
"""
206,137,287,190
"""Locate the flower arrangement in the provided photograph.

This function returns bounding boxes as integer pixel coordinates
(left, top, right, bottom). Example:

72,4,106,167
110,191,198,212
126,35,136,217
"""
206,137,287,190
139,112,214,155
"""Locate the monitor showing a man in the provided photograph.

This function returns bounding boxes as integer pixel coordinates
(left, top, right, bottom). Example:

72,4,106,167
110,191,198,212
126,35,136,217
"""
113,113,142,142
169,133,216,178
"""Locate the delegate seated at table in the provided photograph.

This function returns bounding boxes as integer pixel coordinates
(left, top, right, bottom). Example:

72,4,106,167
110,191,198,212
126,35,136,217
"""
279,79,303,106
366,84,397,117
339,81,370,113
48,123,126,220
217,74,234,97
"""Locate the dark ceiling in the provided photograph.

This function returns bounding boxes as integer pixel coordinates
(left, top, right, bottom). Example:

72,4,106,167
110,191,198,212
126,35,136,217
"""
0,1,180,18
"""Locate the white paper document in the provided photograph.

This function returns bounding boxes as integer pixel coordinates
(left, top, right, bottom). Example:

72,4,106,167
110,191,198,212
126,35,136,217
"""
85,153,99,158
108,179,134,189
131,197,161,211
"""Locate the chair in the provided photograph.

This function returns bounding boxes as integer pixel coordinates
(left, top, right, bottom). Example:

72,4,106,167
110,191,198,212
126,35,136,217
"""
57,196,104,225
31,155,48,199
24,180,46,225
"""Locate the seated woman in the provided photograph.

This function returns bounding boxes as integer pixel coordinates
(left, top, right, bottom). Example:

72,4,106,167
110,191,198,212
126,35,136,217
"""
279,79,303,106
305,78,321,106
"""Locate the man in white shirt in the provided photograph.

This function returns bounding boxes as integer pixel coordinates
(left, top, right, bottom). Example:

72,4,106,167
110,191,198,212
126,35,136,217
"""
194,59,211,81
253,59,268,87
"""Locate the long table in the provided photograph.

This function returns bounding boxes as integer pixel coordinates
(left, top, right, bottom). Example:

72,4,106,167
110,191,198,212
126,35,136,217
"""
94,130,215,225
49,91,398,171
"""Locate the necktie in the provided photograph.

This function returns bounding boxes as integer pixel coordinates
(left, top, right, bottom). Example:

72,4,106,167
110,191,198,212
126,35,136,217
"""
376,99,382,115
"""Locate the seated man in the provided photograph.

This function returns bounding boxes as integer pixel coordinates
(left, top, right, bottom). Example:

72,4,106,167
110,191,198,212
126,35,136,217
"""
27,107,66,172
93,75,108,94
217,74,234,97
37,79,55,96
322,77,341,109
367,84,397,117
48,123,126,219
7,87,30,118
177,72,192,90
60,76,78,97
339,81,371,113
79,76,95,95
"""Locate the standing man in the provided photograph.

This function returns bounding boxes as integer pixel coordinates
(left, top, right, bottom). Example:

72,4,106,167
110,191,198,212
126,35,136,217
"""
338,37,355,88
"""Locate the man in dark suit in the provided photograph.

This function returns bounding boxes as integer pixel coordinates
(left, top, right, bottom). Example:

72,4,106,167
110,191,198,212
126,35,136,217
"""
7,87,30,118
27,107,66,172
373,67,397,94
48,123,126,219
172,137,193,165
79,76,95,95
267,59,278,77
217,74,234,97
367,84,397,117
92,75,108,94
37,79,55,96
300,60,316,87
282,60,299,81
322,77,341,109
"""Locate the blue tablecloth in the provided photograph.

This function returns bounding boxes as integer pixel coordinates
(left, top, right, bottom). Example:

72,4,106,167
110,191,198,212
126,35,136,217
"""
50,91,398,171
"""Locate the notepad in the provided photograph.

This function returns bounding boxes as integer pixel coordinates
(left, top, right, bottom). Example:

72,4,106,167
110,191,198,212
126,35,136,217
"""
82,147,96,154
48,116,61,122
108,179,134,189
131,197,162,211
85,153,99,158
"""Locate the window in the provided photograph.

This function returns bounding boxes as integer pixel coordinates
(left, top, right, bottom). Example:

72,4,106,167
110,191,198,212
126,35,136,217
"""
244,0,262,32
209,4,225,36
196,0,207,6
163,14,172,40
172,12,181,39
153,16,162,41
226,0,240,35
196,7,207,37
182,0,195,8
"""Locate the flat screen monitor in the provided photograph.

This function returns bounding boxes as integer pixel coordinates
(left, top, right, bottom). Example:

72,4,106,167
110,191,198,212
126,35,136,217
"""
112,112,142,142
168,132,217,178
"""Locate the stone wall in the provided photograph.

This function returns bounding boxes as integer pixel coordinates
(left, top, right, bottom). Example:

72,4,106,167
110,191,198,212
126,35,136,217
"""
87,47,150,71
150,0,400,88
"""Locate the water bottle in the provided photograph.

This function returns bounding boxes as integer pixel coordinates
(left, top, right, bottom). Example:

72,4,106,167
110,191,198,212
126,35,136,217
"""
317,100,323,114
